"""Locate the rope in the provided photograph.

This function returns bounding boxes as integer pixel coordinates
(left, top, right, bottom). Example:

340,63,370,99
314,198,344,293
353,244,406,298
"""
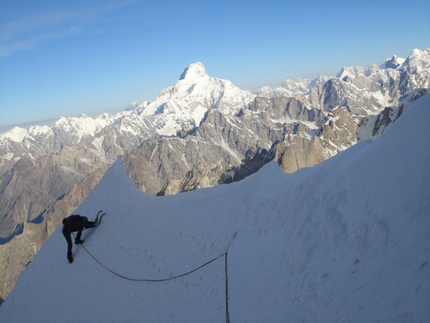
79,241,224,282
72,229,234,322
225,251,230,323
71,226,237,284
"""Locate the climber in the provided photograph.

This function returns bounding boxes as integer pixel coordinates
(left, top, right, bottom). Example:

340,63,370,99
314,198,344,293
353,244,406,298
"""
62,211,103,263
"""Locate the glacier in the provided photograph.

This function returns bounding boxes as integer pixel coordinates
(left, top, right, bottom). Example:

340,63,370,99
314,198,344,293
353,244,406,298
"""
0,94,429,321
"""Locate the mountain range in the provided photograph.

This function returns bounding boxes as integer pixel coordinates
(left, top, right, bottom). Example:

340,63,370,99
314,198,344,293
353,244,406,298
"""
0,90,429,322
0,48,429,302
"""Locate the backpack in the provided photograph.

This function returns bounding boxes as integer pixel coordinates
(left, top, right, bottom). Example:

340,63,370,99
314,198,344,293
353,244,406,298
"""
62,214,85,225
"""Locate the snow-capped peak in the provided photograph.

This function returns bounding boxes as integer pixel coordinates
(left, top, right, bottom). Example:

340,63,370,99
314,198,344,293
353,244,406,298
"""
381,55,405,69
134,62,255,136
257,75,330,97
179,62,208,82
28,125,51,137
0,126,28,142
401,48,430,75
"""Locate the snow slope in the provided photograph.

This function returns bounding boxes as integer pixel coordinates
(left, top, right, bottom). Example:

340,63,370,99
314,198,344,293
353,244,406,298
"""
1,94,429,322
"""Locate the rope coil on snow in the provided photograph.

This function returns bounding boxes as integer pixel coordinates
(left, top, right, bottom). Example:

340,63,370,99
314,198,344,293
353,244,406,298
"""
74,230,233,323
79,242,225,282
73,230,237,283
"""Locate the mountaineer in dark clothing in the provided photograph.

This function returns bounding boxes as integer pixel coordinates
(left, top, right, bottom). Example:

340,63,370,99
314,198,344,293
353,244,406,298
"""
62,211,104,263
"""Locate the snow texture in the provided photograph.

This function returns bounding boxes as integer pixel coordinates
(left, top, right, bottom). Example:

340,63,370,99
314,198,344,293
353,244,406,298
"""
1,94,429,322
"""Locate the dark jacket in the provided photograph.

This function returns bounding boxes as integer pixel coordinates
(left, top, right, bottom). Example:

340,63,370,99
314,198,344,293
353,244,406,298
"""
62,215,93,233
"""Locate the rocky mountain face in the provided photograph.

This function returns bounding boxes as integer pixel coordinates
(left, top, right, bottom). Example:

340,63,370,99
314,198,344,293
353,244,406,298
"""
0,48,429,301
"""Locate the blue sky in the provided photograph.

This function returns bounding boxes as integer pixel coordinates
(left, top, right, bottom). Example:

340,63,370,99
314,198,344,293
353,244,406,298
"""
0,0,429,130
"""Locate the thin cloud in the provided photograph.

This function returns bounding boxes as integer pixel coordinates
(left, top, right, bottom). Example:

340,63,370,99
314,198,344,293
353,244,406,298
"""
0,12,74,41
0,11,83,56
0,0,139,57
0,28,77,57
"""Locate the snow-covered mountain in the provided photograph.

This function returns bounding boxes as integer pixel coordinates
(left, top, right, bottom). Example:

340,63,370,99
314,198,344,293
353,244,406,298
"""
0,48,429,302
259,48,430,115
1,49,429,173
0,62,254,173
133,62,255,136
256,75,330,97
1,90,429,322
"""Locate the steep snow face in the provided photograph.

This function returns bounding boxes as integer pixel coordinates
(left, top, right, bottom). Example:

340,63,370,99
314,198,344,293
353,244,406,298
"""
1,94,429,322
